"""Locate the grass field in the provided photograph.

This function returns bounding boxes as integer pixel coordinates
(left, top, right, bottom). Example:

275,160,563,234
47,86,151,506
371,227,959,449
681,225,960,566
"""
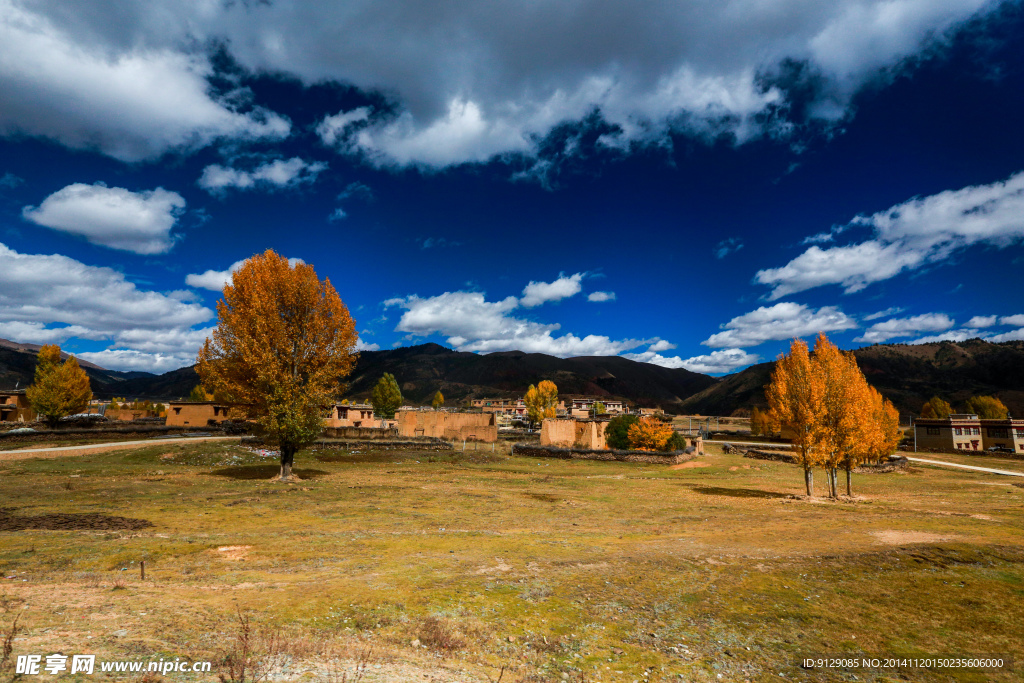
1,440,1022,682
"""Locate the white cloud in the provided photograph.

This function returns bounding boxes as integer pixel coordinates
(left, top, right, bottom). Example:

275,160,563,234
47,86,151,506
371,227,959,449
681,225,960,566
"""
385,287,645,358
987,328,1024,343
647,339,676,353
909,328,982,344
3,0,995,167
854,313,955,343
714,237,744,259
198,158,327,194
355,337,380,352
22,183,185,254
185,260,246,292
520,273,583,308
966,315,998,328
1000,314,1024,327
587,291,616,302
756,171,1024,298
0,0,289,162
0,321,98,345
703,302,857,348
625,347,760,374
0,242,214,371
75,349,198,374
863,306,906,321
185,256,305,292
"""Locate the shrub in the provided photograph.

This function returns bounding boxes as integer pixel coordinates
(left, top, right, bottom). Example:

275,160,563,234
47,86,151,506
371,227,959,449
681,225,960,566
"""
664,431,689,452
605,415,639,450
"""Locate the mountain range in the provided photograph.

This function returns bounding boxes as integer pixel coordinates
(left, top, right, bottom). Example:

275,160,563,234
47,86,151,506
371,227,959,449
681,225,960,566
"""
2,337,1023,417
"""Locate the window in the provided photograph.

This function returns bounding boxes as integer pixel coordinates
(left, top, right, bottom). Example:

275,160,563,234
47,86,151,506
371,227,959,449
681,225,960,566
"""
926,427,940,435
988,428,1009,438
1015,429,1024,438
954,427,963,435
971,427,981,435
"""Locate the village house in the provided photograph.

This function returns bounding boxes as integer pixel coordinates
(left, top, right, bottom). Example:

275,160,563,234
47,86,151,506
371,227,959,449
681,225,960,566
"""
914,414,1024,453
325,402,375,427
541,417,704,454
165,401,234,427
565,396,627,418
0,390,34,422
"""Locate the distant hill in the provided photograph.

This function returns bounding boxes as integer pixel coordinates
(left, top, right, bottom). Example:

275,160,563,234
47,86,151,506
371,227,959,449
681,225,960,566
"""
0,341,717,407
5,337,1022,416
680,339,1024,418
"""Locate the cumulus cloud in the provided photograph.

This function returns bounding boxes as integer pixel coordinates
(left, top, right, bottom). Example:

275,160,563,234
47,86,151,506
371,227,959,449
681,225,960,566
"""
0,0,289,161
22,183,185,254
587,291,616,302
2,0,996,167
0,242,214,371
385,288,645,357
185,256,305,292
198,158,327,194
1000,314,1024,327
355,337,380,352
703,302,857,348
520,273,583,307
909,328,982,344
75,349,199,374
966,315,998,328
854,313,955,343
987,328,1024,343
625,347,760,374
756,171,1024,299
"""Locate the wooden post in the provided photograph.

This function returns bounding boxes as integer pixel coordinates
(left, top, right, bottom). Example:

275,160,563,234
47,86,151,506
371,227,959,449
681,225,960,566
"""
140,560,145,581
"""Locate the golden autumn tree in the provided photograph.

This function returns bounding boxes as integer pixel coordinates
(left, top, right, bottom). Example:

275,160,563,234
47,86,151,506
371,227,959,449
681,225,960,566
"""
863,387,903,468
524,380,558,426
749,406,767,436
920,396,952,419
962,395,1009,419
431,390,445,409
26,345,92,427
627,417,673,451
197,250,358,480
766,338,823,496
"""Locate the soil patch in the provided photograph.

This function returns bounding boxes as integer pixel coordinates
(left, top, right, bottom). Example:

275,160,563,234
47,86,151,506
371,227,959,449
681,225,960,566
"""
691,486,791,500
206,466,329,480
871,530,959,546
213,545,252,560
0,507,152,531
671,460,710,469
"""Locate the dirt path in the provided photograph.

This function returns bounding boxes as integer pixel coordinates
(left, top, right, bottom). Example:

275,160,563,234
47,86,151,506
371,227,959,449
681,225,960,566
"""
0,436,240,461
905,456,1024,478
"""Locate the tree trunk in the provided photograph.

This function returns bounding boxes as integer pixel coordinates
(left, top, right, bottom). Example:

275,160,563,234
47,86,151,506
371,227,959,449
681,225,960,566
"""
804,467,814,497
845,466,852,497
279,444,295,480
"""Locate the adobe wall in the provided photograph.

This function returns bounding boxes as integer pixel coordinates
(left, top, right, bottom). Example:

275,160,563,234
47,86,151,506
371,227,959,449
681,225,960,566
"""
397,411,497,442
166,403,233,427
541,419,576,447
541,418,608,449
105,409,159,422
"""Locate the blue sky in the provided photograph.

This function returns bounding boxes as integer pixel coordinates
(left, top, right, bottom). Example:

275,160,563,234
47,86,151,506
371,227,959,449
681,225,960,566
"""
1,0,1023,375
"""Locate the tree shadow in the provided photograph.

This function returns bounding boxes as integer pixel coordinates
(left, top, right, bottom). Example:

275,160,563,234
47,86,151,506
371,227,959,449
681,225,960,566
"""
206,466,330,480
691,486,791,500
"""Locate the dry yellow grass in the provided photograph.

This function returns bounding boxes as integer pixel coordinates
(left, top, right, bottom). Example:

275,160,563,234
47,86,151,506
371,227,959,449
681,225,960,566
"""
1,440,1022,682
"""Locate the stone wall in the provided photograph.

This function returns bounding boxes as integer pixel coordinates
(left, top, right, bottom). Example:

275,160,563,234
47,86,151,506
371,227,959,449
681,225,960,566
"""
397,411,497,442
104,409,160,422
512,443,693,465
321,426,398,440
312,438,453,452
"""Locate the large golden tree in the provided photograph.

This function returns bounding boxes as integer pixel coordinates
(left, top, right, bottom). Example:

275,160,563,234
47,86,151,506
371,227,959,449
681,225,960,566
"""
524,380,558,426
766,338,823,496
26,344,92,427
197,250,357,480
768,334,902,498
